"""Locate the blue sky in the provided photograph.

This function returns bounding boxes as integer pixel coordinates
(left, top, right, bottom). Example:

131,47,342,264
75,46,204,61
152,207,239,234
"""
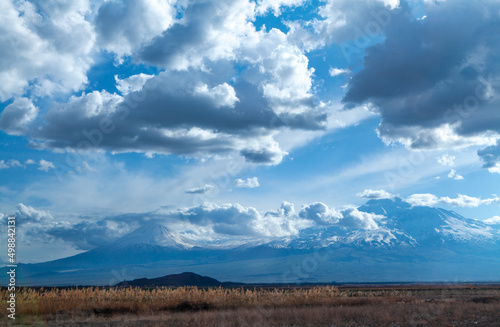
1,0,500,263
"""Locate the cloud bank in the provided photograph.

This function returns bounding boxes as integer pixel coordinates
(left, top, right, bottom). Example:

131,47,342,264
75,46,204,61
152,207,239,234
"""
342,0,500,156
406,193,500,208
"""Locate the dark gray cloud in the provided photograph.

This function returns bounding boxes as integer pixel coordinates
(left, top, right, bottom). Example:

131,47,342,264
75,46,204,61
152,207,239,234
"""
18,68,325,165
17,207,155,250
45,220,133,250
342,0,500,151
478,140,500,173
0,98,38,135
185,184,215,194
138,2,209,67
7,203,171,250
240,148,284,164
357,189,393,199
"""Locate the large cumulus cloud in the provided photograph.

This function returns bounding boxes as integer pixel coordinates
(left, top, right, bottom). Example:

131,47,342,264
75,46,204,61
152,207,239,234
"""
15,67,325,164
298,202,383,229
341,0,500,153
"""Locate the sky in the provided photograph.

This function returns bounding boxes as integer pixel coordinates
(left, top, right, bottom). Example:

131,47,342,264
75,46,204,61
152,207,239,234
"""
1,0,500,263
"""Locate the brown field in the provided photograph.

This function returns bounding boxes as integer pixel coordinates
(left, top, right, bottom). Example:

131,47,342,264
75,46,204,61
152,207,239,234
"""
1,285,500,326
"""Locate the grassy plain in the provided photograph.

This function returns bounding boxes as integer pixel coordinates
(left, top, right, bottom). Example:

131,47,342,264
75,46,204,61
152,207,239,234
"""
1,284,499,326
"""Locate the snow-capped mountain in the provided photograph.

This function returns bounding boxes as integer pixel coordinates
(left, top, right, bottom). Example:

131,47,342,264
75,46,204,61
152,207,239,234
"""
3,198,499,286
359,198,498,244
109,224,195,250
264,197,497,250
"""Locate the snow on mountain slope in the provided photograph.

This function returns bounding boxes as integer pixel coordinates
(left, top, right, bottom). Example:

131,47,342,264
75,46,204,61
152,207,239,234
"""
109,224,195,250
266,224,417,250
359,198,498,245
436,210,496,242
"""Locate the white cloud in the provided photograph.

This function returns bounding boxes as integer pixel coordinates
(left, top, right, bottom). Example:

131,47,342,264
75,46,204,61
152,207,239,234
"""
0,159,28,169
329,67,351,77
357,189,393,199
115,73,155,95
258,40,316,116
338,207,381,230
185,184,215,194
439,194,484,207
38,159,55,172
24,159,36,165
299,202,342,225
486,164,500,174
239,137,289,165
255,0,306,16
280,201,295,216
405,194,440,207
16,203,53,224
75,161,95,173
313,0,397,47
378,124,498,152
139,0,257,70
298,202,383,229
95,0,176,59
406,193,500,208
193,83,239,108
406,194,438,207
7,160,23,168
483,216,500,225
448,169,464,180
437,154,455,167
234,177,260,188
150,201,308,238
160,200,385,236
0,0,95,100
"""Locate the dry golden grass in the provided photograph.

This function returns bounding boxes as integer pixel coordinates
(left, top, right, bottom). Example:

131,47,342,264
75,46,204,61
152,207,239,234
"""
1,286,499,326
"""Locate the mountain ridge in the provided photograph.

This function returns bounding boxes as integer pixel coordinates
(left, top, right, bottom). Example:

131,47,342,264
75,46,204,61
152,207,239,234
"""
3,198,499,286
117,272,224,287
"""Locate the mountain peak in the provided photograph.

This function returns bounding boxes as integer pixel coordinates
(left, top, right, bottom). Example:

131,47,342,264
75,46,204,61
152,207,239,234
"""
110,224,194,249
359,197,411,216
359,198,495,244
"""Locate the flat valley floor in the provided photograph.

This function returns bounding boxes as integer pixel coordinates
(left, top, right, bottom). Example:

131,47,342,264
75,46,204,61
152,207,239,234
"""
1,284,500,326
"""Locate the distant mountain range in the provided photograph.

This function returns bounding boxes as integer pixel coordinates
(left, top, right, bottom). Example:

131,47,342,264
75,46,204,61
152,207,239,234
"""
2,198,500,286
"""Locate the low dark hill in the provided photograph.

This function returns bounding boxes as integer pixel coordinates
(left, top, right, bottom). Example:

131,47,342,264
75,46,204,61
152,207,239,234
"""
117,272,223,287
